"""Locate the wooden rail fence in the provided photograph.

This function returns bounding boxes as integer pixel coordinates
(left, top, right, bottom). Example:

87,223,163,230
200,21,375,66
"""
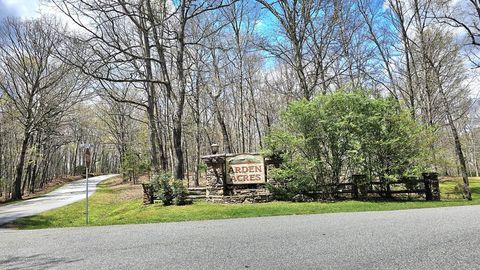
306,172,440,201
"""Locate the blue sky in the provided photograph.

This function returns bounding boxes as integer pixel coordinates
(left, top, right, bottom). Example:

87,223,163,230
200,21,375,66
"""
0,0,38,19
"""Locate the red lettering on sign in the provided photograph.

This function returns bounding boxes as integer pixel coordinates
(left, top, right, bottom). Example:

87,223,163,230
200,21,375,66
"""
227,155,265,184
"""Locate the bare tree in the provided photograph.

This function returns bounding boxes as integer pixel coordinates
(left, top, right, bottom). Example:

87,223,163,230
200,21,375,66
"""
0,18,85,199
421,28,473,199
257,0,339,99
54,0,233,180
433,0,480,67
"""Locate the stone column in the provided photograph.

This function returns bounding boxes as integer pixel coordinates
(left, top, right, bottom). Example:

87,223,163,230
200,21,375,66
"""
202,154,227,200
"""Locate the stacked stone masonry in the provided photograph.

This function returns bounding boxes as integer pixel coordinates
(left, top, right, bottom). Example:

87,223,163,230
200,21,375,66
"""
201,153,279,204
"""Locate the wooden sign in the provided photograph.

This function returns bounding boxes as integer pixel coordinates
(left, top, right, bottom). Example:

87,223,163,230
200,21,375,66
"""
226,154,265,184
85,148,91,167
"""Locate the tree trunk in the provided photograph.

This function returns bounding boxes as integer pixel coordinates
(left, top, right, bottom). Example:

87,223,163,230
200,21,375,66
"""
173,116,184,179
447,115,471,200
147,102,161,173
193,79,201,187
438,84,471,200
30,158,38,194
213,98,233,153
193,124,200,187
172,2,187,180
23,163,31,195
141,24,161,173
12,132,30,200
247,78,263,149
73,140,79,175
154,98,168,171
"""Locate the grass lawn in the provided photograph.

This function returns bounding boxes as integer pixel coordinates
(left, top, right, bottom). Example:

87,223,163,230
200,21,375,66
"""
10,177,480,229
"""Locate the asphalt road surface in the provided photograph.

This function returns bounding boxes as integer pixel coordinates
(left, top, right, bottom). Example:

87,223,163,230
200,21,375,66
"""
0,174,118,226
1,205,480,270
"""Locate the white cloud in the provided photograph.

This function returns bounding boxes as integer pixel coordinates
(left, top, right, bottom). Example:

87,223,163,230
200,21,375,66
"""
38,2,83,31
0,0,79,31
0,0,39,19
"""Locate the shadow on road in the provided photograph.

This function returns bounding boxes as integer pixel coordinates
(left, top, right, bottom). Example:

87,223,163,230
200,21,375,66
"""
0,253,82,270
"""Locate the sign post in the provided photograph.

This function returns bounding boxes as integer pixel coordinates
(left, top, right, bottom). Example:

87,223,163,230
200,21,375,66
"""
83,145,92,225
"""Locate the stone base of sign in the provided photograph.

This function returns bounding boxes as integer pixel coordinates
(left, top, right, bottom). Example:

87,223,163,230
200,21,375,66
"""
202,153,280,204
206,184,272,203
206,194,272,204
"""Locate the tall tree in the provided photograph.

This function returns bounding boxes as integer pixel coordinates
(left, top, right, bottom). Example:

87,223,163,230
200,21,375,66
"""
0,18,85,199
421,28,473,199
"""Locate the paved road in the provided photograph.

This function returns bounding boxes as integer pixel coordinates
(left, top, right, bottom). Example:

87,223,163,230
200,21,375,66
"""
1,205,480,269
0,175,118,226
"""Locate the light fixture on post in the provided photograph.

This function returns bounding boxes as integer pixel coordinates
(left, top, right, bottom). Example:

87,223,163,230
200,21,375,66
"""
211,143,219,155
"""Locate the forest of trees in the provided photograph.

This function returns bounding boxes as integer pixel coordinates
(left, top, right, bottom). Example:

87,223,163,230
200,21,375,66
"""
0,0,479,201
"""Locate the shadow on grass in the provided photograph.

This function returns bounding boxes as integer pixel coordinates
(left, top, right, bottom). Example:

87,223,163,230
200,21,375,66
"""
3,215,54,229
470,186,480,194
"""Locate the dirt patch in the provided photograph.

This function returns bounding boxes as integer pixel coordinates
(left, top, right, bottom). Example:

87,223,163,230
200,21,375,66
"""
102,174,206,203
107,176,143,201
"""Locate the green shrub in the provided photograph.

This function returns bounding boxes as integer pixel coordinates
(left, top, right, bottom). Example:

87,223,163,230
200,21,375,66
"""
265,91,430,200
172,180,191,206
150,174,192,206
266,162,317,200
151,173,174,206
121,149,150,183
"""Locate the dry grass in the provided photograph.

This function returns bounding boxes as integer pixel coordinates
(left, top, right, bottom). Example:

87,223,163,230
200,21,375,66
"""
108,177,143,201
